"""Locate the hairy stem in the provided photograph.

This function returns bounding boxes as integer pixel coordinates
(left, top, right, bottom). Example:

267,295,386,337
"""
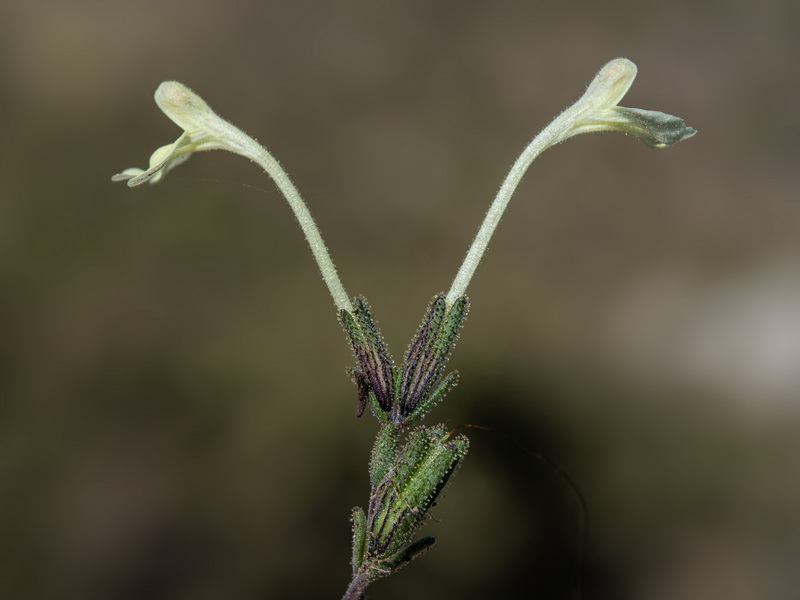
445,112,568,305
248,145,353,312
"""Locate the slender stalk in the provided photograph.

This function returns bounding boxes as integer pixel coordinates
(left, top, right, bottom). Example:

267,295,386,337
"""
248,144,353,312
211,120,353,312
445,106,578,306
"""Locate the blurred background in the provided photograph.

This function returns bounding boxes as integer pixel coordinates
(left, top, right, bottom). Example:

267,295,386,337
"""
2,1,799,599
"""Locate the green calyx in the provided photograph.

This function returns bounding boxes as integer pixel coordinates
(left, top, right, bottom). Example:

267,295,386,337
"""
351,424,469,580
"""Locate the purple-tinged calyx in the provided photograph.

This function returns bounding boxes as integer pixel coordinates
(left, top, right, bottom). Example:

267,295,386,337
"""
341,295,468,425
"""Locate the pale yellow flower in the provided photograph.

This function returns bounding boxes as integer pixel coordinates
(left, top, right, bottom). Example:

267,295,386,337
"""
111,80,353,310
112,82,254,186
548,58,697,149
446,58,696,303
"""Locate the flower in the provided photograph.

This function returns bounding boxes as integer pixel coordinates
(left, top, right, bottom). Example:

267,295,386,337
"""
111,80,353,310
557,58,697,148
445,58,697,303
112,81,258,187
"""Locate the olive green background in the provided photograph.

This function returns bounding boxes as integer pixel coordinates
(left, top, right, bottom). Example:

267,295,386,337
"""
2,1,799,599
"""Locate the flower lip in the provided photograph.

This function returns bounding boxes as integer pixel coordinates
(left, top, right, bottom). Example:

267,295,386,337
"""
574,58,638,117
611,106,698,148
154,81,216,133
111,131,193,186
